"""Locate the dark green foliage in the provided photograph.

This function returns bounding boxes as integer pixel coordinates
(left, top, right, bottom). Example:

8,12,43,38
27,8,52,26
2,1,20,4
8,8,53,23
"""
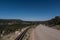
48,16,60,26
0,19,35,36
43,16,60,26
42,16,60,30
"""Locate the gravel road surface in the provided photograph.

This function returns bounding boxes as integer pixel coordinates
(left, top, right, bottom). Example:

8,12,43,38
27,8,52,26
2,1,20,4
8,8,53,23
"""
30,24,60,40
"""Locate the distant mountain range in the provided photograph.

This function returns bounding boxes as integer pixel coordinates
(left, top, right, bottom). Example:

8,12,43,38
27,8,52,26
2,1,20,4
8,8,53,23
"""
0,16,60,25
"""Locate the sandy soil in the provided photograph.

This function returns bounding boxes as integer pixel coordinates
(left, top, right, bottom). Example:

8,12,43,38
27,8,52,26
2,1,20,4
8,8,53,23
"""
30,24,60,40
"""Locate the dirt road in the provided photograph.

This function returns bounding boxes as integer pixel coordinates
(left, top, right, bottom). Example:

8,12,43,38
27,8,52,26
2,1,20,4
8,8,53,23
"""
30,24,60,40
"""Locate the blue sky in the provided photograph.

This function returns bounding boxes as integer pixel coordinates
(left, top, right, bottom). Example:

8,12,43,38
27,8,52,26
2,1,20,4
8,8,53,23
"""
0,0,60,21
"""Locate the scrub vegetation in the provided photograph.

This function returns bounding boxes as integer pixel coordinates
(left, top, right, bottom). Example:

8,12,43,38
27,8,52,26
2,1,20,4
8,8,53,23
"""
42,16,60,30
0,19,36,37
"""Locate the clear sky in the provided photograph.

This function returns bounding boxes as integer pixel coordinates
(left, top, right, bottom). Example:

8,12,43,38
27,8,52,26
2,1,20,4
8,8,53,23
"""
0,0,60,21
